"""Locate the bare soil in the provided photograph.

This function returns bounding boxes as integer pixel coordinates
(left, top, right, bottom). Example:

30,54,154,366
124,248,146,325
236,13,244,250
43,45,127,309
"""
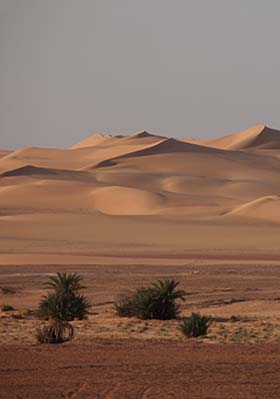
1,339,280,399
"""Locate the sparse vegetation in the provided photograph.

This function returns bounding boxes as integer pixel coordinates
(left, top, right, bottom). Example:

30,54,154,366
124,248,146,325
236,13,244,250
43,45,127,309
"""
0,287,16,295
36,272,90,344
44,272,85,294
38,272,90,321
230,326,258,343
114,297,136,318
114,279,186,320
179,312,211,338
1,304,15,312
35,320,74,344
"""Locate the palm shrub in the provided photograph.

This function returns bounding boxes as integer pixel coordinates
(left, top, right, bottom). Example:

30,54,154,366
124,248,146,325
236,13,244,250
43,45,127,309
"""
45,272,85,294
179,312,211,338
1,304,14,312
38,291,90,321
114,279,186,320
114,297,136,317
36,320,74,344
38,272,90,321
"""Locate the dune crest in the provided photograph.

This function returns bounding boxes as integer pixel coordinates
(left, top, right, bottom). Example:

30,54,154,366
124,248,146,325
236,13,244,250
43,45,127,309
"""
70,133,113,149
227,195,280,221
0,150,12,159
127,130,165,140
199,125,280,150
1,165,58,177
93,137,221,169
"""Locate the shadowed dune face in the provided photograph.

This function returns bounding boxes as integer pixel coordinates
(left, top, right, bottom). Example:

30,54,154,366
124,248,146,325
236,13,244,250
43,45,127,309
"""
2,126,280,260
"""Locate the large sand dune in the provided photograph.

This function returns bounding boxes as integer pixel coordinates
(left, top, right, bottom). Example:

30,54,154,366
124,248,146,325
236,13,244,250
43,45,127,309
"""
2,126,280,262
192,125,280,150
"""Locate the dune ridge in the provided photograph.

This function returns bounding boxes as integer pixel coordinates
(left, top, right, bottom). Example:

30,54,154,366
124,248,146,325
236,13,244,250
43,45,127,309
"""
69,133,114,149
93,137,221,169
1,126,280,223
0,149,12,159
226,195,280,222
1,165,59,177
195,125,280,150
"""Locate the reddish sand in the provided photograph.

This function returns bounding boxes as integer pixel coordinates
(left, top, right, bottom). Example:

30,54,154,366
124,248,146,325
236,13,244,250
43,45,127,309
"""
1,340,280,399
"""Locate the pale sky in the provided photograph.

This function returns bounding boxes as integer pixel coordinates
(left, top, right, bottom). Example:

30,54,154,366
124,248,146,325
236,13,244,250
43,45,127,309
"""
1,0,280,149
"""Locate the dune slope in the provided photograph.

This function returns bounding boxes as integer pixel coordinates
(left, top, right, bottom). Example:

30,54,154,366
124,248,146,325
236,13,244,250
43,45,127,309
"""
227,195,280,222
196,125,280,150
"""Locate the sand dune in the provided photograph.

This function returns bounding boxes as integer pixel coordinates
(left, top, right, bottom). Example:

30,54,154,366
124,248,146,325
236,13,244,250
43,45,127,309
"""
0,179,97,212
92,186,165,215
1,165,60,177
125,130,165,140
195,125,280,150
0,149,12,159
227,195,280,221
0,164,95,182
70,129,161,150
93,137,222,169
2,126,280,263
69,133,114,149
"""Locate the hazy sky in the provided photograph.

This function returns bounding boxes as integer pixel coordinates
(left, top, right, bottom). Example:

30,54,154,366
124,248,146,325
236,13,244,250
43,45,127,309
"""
1,0,280,149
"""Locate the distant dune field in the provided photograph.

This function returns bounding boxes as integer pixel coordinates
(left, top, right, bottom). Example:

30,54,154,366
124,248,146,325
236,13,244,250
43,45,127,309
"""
1,125,280,264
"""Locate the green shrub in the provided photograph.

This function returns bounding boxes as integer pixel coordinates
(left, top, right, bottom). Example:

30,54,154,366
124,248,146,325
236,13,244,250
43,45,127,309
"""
114,297,136,317
37,272,90,321
45,272,85,294
114,279,186,320
38,291,90,321
1,304,15,312
35,320,74,344
179,312,211,338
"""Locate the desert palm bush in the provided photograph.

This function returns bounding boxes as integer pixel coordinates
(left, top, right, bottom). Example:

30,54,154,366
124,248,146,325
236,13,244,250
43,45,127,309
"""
45,272,85,295
149,279,186,320
38,291,90,321
114,297,136,317
115,279,186,320
1,304,14,312
179,312,211,338
36,320,74,344
38,272,90,321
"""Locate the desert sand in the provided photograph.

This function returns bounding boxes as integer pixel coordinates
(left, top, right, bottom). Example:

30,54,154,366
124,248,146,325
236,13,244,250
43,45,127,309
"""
2,125,280,265
2,125,280,398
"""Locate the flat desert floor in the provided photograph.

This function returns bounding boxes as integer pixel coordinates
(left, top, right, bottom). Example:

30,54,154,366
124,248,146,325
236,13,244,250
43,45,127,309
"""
2,125,280,398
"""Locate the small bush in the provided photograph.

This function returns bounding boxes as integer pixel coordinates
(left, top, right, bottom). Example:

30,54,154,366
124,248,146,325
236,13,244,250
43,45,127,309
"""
114,297,136,317
38,291,90,321
36,320,74,344
0,287,16,295
37,272,90,321
1,304,15,312
179,312,211,338
114,280,186,320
